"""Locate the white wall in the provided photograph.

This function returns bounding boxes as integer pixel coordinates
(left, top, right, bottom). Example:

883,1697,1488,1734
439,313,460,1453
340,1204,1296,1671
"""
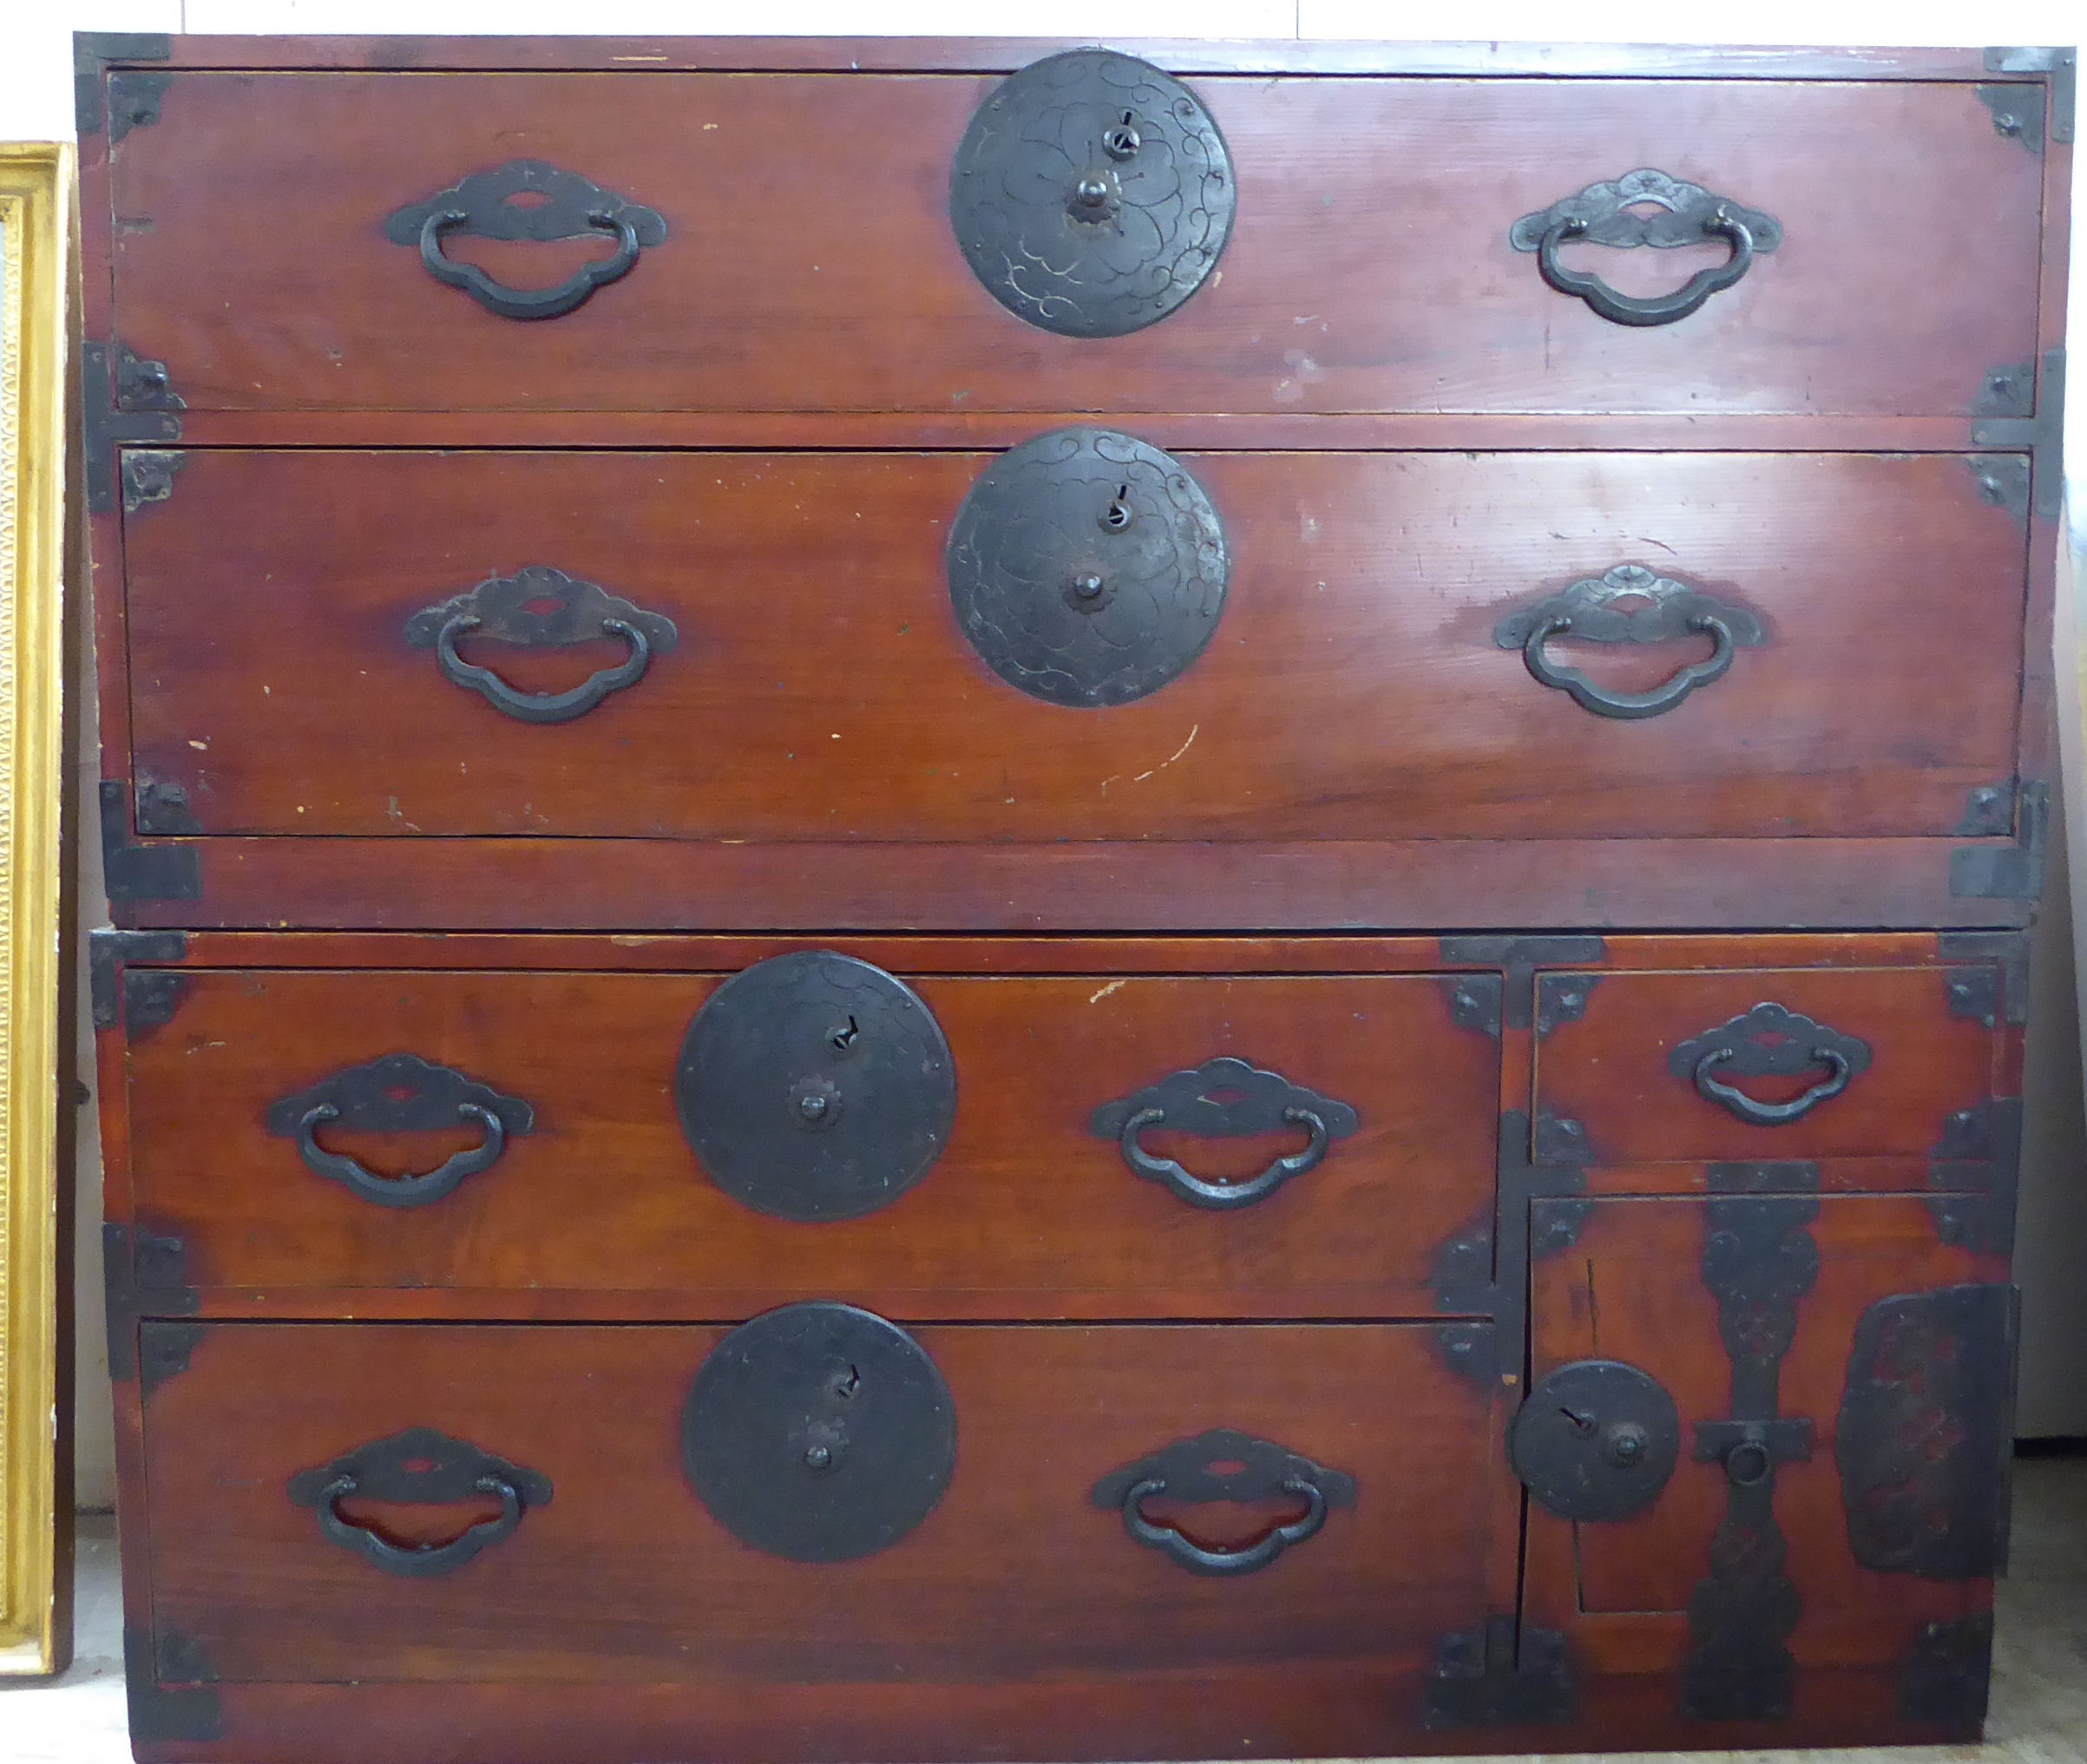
4,0,2085,1505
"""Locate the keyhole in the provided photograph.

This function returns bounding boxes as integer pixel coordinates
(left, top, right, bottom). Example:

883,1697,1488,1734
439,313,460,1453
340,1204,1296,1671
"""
1561,1407,1597,1437
834,1365,861,1399
1099,487,1134,533
829,1016,859,1051
1104,111,1142,160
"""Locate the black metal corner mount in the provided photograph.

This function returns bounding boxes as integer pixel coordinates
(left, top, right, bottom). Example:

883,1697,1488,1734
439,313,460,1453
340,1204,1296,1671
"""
1985,47,2076,144
100,779,201,904
1951,782,2049,901
74,32,171,136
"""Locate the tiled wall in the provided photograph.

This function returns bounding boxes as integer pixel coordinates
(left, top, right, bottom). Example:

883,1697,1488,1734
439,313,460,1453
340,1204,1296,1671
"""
8,0,2087,1511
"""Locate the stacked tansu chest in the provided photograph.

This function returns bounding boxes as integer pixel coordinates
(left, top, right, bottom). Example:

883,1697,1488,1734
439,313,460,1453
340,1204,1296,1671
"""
77,32,2071,1763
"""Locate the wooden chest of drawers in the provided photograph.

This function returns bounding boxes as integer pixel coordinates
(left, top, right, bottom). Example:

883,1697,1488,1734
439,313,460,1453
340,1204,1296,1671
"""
80,32,2071,1763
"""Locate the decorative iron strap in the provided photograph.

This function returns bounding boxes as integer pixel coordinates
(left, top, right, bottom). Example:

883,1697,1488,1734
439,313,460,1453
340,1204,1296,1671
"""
1681,1194,1819,1722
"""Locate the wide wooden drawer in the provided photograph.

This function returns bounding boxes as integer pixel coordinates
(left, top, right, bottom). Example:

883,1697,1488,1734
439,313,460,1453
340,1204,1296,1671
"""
121,449,2027,843
140,1319,1498,1704
102,71,2040,418
118,962,1498,1313
1530,965,2005,1168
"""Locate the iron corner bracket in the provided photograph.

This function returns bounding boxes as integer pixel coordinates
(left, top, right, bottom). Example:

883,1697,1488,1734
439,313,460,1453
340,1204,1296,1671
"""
1425,1618,1576,1728
1968,349,2065,520
101,779,202,905
89,927,188,1030
82,340,183,517
1937,929,2031,1026
75,32,172,137
102,1222,198,1384
1985,47,2077,143
122,1625,223,1745
1951,781,2049,901
1438,935,1607,1032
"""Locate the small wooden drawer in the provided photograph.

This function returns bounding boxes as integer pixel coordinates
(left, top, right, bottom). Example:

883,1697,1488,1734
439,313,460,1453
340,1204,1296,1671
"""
138,1319,1500,1723
121,449,2026,845
117,958,1499,1314
102,69,2040,418
1529,965,2004,1169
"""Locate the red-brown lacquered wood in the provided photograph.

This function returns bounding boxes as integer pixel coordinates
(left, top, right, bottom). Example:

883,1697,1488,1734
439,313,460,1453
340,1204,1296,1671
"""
121,449,2027,843
141,1321,1495,1691
1531,966,2001,1164
101,830,2035,933
113,1666,1987,1764
105,927,1968,977
105,75,2039,419
1524,1196,2003,1679
120,967,1494,1310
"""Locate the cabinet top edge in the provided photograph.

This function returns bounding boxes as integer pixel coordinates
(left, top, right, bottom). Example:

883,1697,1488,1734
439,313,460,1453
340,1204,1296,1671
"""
69,34,2074,82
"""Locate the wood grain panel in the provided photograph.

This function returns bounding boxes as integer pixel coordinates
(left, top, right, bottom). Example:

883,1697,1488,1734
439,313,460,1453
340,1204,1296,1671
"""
121,449,2026,843
141,1321,1495,1686
122,967,1495,1309
107,75,2038,417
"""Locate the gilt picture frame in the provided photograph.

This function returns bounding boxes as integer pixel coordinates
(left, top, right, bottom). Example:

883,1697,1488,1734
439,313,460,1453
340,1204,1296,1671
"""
0,141,73,1676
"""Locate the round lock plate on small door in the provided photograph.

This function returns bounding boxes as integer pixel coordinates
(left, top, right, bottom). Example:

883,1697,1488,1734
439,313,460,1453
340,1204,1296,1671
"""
1509,1359,1682,1523
675,951,957,1223
682,1302,957,1563
948,49,1236,338
947,427,1228,708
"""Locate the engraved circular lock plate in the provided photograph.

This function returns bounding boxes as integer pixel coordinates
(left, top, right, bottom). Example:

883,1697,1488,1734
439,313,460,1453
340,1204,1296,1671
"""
682,1302,957,1563
1509,1359,1682,1523
947,427,1228,708
949,49,1236,338
676,951,957,1223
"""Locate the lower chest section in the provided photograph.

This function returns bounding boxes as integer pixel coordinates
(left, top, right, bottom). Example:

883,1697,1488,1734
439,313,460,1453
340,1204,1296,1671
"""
101,928,2022,1760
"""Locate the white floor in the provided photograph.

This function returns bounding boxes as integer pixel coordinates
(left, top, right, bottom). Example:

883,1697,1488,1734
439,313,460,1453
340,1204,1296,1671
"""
5,1465,2086,1764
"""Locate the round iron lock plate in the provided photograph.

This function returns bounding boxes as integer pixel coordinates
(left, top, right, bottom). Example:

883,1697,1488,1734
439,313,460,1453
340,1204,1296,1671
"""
676,951,956,1223
948,427,1228,708
683,1302,957,1563
948,49,1235,338
1509,1359,1682,1523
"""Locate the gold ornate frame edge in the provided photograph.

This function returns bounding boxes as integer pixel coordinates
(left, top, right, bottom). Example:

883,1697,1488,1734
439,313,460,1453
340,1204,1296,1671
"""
0,141,75,1677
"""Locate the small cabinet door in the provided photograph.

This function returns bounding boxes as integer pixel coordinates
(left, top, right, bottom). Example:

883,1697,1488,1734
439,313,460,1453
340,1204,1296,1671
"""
1519,1193,2011,1736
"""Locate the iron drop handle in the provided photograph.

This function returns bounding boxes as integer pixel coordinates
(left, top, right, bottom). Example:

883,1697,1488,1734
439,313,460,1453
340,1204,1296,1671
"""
266,1052,535,1210
1090,1057,1360,1212
1093,1428,1355,1578
317,1471,522,1577
1118,1104,1329,1210
1523,608,1737,719
1669,1002,1872,1127
1511,171,1781,331
417,207,641,321
1692,1046,1853,1125
1537,207,1756,328
288,1427,553,1579
435,610,653,724
1120,1472,1328,1576
298,1099,507,1209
